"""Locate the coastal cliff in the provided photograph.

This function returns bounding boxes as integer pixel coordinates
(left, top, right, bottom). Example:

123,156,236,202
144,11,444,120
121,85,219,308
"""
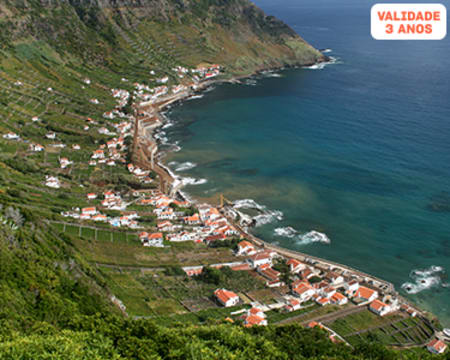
0,0,324,75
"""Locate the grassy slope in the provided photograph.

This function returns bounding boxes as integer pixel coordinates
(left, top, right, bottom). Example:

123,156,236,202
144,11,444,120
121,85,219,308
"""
0,1,446,359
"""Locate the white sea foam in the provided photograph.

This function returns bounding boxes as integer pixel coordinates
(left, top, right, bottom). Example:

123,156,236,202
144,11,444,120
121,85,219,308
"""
244,79,257,86
181,177,207,186
261,71,282,78
188,94,204,100
174,162,197,172
303,56,339,70
162,121,174,129
252,210,283,227
233,199,283,226
297,231,331,245
274,226,298,238
322,48,333,53
233,199,266,211
274,227,330,245
401,265,445,294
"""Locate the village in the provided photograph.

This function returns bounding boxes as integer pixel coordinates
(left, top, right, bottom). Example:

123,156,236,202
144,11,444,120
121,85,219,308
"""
0,60,448,355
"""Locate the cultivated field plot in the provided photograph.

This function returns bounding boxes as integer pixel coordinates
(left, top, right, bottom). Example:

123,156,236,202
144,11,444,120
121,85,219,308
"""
52,222,139,243
328,310,434,347
246,288,283,304
68,232,238,267
100,267,260,322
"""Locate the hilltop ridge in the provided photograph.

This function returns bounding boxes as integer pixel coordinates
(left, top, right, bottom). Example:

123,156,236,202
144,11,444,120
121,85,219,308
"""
0,0,324,74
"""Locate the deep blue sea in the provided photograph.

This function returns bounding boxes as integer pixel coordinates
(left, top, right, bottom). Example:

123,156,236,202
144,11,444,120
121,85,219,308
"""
162,0,450,325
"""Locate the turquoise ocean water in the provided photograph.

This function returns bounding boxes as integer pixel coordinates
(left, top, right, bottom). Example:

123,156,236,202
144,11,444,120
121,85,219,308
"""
161,0,450,325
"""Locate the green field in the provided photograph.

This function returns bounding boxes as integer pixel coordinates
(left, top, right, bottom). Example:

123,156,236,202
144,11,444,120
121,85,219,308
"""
328,310,434,347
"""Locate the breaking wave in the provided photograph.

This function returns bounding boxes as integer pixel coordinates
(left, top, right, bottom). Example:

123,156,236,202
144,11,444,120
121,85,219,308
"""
162,121,174,129
233,199,266,211
232,199,283,226
243,79,258,86
181,177,207,186
274,226,298,238
188,94,204,100
174,162,197,172
274,228,330,245
297,231,331,245
253,211,283,226
303,56,339,70
401,265,445,294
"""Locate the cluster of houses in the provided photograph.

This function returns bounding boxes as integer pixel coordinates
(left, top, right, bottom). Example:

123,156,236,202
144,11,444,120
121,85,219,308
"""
132,191,240,246
190,64,221,81
133,82,169,103
213,289,268,327
60,189,139,228
111,88,130,108
174,238,422,331
90,122,131,168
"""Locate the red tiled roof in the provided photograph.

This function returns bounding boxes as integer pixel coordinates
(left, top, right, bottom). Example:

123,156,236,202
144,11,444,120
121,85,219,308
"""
244,315,265,327
355,286,377,300
428,339,447,352
331,292,346,302
214,289,238,304
238,240,253,249
287,259,302,267
370,299,387,311
149,232,163,239
230,264,251,271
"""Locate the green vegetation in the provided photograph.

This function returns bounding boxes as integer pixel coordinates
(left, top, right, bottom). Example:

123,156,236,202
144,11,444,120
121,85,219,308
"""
0,0,445,358
329,310,436,347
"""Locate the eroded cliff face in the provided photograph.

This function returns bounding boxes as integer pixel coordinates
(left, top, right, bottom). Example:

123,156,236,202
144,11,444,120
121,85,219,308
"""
0,0,324,74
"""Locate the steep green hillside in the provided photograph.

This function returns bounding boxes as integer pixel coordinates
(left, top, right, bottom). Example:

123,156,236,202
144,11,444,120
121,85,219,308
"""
0,0,324,75
0,1,446,359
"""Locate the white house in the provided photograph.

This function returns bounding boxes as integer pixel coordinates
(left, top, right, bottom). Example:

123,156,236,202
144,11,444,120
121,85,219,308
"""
344,280,359,297
320,286,337,299
45,176,60,189
81,207,97,216
46,132,56,140
3,132,19,140
331,292,348,305
248,251,273,268
292,283,316,303
59,158,72,169
287,259,306,274
157,221,175,232
92,150,105,159
92,214,107,222
236,241,256,256
214,288,239,307
325,272,345,285
140,232,164,247
427,339,447,354
354,286,378,303
29,143,44,152
369,299,392,317
284,298,302,312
